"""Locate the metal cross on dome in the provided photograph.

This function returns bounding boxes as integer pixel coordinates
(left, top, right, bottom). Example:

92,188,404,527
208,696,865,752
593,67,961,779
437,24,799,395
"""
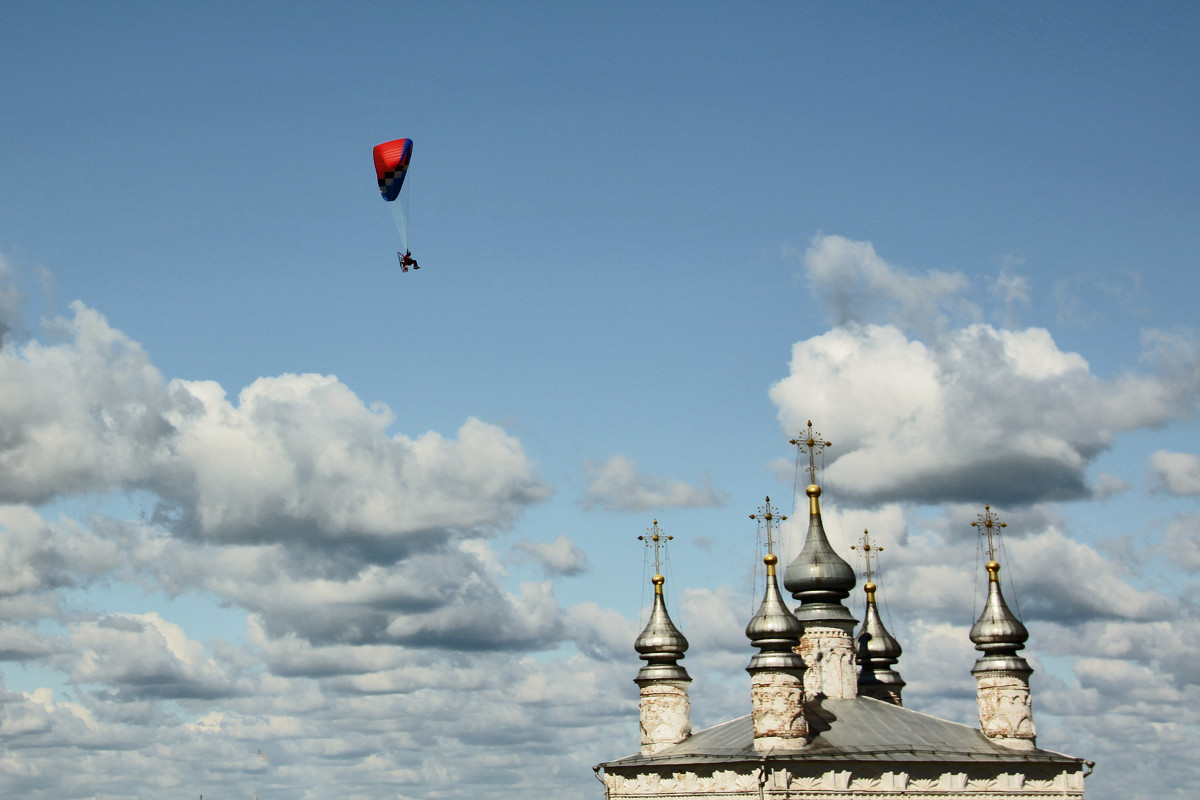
971,504,1006,562
850,529,882,582
750,496,787,554
790,420,832,484
638,519,673,575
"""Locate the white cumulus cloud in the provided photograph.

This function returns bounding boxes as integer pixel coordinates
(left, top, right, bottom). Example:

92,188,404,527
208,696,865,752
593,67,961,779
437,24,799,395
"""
803,234,973,333
770,237,1200,506
1148,450,1200,496
513,534,588,576
0,301,551,558
581,455,728,512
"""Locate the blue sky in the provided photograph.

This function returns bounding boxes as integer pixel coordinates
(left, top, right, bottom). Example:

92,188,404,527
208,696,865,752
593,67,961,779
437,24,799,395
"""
1,2,1198,798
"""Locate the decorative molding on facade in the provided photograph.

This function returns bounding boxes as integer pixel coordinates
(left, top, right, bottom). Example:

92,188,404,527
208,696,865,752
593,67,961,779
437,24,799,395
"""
603,763,1088,798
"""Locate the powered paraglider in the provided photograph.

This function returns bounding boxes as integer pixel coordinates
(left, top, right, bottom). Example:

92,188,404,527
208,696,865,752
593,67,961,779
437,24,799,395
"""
373,138,415,266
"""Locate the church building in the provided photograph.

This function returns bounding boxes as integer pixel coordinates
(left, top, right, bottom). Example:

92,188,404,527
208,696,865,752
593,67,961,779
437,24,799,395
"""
594,425,1093,799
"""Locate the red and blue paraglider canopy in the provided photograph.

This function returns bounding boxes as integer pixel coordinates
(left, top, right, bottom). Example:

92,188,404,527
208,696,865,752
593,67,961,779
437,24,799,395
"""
373,138,413,202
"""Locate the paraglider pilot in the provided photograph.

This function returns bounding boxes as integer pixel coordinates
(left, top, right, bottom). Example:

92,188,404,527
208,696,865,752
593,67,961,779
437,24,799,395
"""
398,250,419,271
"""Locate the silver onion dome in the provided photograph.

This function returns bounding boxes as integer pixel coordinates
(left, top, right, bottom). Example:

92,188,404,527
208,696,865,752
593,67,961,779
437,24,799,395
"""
635,574,691,684
783,485,857,628
746,554,805,673
858,584,903,662
856,581,905,700
970,561,1032,676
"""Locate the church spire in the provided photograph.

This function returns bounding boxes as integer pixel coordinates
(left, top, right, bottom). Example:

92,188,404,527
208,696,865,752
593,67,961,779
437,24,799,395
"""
745,498,808,750
968,505,1037,749
633,521,692,755
783,422,858,699
783,423,856,625
851,530,905,705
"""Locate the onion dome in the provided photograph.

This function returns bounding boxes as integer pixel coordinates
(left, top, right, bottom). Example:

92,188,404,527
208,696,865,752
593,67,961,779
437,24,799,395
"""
746,554,805,673
969,560,1032,676
635,574,691,684
783,485,857,628
856,580,905,699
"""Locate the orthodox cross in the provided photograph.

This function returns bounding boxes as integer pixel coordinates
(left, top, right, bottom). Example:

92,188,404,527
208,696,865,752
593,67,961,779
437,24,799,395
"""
790,420,832,483
971,504,1006,562
749,496,787,554
638,519,673,575
850,529,882,582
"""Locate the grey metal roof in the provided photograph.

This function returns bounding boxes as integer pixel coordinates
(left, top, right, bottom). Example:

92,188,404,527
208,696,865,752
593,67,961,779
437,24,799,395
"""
600,696,1085,770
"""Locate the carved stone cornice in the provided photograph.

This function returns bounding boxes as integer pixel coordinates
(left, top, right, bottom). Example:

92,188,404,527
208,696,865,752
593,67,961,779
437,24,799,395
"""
602,763,1088,798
